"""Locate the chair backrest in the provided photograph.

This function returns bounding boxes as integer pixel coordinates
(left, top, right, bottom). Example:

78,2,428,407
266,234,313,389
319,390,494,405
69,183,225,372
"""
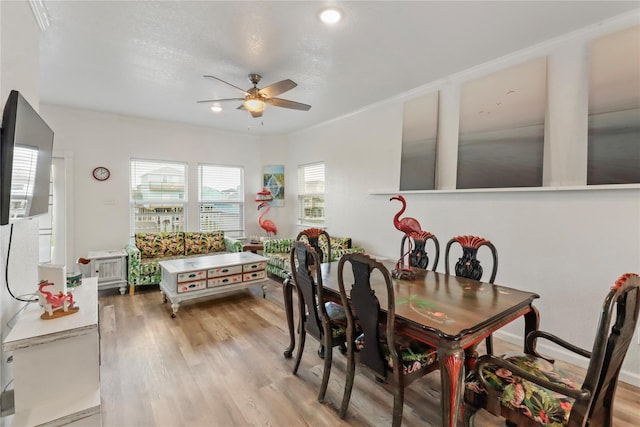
444,235,498,283
572,273,640,425
338,253,396,378
296,228,331,264
290,241,326,340
400,230,440,271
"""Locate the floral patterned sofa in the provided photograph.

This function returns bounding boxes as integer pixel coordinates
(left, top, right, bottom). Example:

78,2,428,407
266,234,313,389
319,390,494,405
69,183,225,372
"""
125,231,242,294
263,236,364,280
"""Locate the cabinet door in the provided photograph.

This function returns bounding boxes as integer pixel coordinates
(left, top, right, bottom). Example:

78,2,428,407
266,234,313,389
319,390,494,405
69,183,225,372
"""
92,257,125,283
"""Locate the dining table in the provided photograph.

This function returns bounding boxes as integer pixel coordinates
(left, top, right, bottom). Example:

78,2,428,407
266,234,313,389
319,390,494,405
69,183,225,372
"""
282,260,540,427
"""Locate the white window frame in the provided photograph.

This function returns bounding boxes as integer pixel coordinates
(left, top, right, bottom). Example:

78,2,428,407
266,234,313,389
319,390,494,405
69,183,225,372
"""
197,164,245,238
130,158,187,235
297,162,325,226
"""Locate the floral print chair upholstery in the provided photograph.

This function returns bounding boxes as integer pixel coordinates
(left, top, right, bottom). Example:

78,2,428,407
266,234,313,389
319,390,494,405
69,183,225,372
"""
125,231,242,294
464,273,640,427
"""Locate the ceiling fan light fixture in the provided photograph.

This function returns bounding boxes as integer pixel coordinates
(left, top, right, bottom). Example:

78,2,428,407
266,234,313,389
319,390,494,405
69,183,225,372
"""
319,7,342,24
210,104,222,113
244,98,266,113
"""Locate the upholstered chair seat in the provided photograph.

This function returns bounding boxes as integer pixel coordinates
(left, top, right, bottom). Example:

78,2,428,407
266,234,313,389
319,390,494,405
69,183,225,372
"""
465,351,583,426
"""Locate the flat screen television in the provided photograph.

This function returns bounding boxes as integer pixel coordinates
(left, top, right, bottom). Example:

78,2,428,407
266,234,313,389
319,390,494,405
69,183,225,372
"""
0,90,54,225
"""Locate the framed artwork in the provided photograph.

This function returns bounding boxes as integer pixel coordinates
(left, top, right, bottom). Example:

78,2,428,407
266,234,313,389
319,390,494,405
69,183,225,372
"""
587,25,640,185
399,92,439,190
263,165,285,207
457,57,546,189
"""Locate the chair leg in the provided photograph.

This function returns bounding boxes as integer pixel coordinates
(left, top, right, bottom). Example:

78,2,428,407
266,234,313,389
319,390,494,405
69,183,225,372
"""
463,401,478,427
292,328,306,375
317,343,325,359
318,339,332,402
339,343,356,418
485,334,494,355
391,387,405,427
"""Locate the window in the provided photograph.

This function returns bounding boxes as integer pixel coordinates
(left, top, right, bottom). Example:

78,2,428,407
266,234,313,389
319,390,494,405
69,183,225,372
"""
198,164,244,238
298,162,325,225
130,159,187,234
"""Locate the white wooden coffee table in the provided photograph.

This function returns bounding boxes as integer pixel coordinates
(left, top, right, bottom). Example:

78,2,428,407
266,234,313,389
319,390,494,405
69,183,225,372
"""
159,252,268,317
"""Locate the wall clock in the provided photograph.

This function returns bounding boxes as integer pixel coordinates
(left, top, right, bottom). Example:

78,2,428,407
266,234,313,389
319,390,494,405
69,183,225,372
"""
92,166,111,181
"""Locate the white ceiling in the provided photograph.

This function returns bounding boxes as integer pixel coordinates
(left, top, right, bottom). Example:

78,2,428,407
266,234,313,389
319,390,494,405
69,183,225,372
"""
38,1,639,136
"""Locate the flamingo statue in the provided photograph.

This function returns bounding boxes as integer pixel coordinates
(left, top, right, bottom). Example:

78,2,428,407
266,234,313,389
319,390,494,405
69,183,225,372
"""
390,195,422,279
37,280,78,319
257,202,278,237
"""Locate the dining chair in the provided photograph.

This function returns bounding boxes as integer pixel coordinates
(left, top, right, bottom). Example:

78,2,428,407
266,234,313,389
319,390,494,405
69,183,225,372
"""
463,272,640,427
400,230,440,271
337,253,438,427
290,241,347,403
296,228,339,357
296,228,331,264
444,235,498,354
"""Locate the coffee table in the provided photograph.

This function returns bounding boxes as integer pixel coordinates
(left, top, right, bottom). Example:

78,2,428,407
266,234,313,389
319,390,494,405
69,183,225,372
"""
159,252,268,317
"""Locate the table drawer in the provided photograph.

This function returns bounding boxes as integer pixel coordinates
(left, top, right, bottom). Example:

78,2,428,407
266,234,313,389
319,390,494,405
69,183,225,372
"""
208,265,243,277
177,280,207,293
208,274,243,287
243,261,266,272
177,270,206,283
243,270,266,282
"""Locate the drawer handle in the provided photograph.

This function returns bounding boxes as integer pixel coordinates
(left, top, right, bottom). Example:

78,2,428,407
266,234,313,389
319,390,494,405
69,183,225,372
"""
222,278,229,283
188,273,197,278
221,268,229,273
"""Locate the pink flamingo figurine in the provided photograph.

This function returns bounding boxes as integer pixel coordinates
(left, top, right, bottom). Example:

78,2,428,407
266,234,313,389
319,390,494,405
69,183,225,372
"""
37,280,78,319
257,202,278,237
390,195,422,278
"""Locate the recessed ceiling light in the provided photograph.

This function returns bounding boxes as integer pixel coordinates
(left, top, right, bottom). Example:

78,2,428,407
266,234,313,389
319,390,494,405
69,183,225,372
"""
319,7,342,24
211,105,222,113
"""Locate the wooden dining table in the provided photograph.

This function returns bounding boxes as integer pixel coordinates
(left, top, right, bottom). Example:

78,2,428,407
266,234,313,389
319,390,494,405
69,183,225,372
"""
282,261,540,427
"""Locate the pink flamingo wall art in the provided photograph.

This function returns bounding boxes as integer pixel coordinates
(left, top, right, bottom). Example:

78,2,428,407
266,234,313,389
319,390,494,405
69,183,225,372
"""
257,202,278,237
390,195,422,279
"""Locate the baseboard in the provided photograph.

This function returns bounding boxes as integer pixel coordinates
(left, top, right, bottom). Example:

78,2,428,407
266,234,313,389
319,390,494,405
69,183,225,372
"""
493,330,640,388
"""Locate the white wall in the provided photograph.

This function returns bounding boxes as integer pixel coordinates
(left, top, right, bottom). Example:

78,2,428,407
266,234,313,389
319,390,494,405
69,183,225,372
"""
0,2,42,421
39,105,270,262
286,16,640,385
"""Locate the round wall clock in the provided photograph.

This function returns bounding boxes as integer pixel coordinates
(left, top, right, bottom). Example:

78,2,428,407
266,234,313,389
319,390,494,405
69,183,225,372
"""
92,166,111,181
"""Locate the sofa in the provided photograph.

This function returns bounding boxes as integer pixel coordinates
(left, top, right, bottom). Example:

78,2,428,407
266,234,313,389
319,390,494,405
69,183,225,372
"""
125,231,242,294
263,235,364,280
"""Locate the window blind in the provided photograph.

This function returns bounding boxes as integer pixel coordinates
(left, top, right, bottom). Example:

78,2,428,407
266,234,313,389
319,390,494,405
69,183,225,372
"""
130,159,186,202
298,162,325,225
198,164,244,237
130,159,187,234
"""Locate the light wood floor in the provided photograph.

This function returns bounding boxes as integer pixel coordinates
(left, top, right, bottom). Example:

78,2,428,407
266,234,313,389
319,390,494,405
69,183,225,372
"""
98,279,640,426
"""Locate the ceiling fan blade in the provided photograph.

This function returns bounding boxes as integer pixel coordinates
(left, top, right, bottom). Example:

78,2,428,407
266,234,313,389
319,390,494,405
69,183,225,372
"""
197,98,245,104
236,104,262,117
203,75,248,95
266,97,311,111
259,79,297,98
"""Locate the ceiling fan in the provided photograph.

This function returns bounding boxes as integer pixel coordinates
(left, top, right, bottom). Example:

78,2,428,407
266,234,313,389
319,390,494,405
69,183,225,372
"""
197,73,311,118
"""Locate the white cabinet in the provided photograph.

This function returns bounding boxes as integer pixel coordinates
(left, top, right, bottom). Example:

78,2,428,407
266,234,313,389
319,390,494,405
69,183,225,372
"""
87,249,127,295
3,278,101,426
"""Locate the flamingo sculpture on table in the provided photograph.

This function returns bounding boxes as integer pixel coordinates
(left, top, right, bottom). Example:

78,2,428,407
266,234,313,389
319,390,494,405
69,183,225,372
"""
390,195,422,279
257,202,278,237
